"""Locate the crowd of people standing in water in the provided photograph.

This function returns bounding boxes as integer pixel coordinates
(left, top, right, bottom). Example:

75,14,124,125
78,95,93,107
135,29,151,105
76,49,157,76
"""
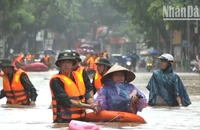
11,52,56,70
0,50,191,123
10,50,109,72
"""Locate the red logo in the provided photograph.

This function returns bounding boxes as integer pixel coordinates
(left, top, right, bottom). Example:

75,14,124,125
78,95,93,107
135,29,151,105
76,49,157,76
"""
64,53,68,56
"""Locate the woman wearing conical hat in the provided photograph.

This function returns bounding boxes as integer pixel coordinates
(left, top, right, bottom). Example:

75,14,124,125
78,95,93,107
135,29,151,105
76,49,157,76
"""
94,64,147,114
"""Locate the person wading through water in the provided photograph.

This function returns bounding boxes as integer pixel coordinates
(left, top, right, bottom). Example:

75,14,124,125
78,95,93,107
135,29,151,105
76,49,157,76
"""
49,51,98,123
92,58,112,95
72,51,94,101
0,59,38,106
146,53,191,107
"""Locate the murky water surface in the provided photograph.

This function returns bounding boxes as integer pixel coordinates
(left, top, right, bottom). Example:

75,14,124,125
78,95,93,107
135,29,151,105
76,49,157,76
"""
0,71,199,130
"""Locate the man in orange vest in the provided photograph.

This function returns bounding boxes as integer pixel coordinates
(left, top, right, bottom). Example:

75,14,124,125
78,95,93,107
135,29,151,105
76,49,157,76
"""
86,52,95,74
49,51,98,123
41,54,50,68
72,51,95,100
92,58,112,95
13,53,24,68
0,59,38,105
25,52,32,64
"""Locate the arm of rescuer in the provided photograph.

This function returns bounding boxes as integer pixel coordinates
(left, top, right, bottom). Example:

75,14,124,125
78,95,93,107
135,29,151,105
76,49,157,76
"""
0,89,5,99
20,73,38,102
82,69,94,104
50,78,97,112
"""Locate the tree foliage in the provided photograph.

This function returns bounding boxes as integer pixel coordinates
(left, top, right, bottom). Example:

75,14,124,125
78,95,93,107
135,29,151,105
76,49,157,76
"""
0,0,83,55
3,0,190,55
107,0,200,51
0,0,34,34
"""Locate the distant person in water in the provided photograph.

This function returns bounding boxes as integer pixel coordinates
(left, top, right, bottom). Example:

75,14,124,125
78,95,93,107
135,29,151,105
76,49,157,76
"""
146,53,191,107
95,65,147,114
0,59,38,106
92,58,112,95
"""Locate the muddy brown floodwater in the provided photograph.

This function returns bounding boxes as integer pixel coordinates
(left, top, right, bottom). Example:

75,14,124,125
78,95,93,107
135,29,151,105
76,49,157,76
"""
0,71,199,130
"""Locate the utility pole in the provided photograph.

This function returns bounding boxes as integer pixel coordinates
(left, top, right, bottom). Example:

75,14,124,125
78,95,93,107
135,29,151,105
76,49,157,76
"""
169,31,173,54
157,28,160,51
197,20,200,60
187,18,190,71
187,0,191,71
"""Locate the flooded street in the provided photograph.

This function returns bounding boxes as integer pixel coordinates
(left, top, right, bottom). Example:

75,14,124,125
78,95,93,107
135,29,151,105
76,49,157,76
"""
0,71,200,130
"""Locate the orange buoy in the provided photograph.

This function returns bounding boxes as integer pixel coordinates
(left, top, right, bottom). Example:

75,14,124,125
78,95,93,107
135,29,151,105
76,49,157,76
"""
85,110,146,123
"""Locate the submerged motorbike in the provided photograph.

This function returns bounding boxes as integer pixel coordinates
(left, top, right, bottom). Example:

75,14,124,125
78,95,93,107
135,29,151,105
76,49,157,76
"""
146,62,153,72
124,56,132,70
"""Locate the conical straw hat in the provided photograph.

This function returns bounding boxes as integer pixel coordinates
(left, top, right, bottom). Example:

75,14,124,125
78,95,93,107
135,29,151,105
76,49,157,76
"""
101,64,136,84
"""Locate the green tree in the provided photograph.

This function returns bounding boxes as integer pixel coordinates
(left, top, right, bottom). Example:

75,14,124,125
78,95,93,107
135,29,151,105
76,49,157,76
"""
108,0,200,52
0,0,82,55
107,0,167,50
0,0,35,56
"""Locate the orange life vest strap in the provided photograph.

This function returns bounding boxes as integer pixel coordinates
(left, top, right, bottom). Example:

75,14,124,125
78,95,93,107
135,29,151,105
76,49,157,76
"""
53,110,85,116
6,98,28,105
4,90,25,93
14,99,28,103
94,72,103,90
53,110,84,116
5,93,27,98
77,67,84,75
52,94,85,101
4,90,27,98
52,103,85,116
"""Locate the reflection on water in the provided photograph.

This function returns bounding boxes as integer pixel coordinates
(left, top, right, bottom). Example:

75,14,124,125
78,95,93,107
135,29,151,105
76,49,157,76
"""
0,72,199,130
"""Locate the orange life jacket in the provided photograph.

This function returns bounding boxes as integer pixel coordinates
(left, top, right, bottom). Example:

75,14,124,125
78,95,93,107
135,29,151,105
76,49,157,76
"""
13,55,23,68
86,57,95,70
50,72,86,121
94,72,103,92
26,54,32,61
44,55,50,64
3,69,29,105
94,57,100,72
76,66,84,75
19,54,24,62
